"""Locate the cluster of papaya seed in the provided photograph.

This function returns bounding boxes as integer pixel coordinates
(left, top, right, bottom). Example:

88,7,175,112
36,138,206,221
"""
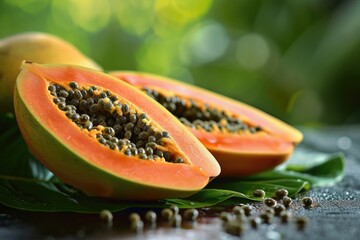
127,205,199,233
142,87,262,134
48,81,184,163
221,189,312,236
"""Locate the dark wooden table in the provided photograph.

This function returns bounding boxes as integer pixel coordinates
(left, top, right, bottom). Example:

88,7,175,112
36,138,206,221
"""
1,125,359,240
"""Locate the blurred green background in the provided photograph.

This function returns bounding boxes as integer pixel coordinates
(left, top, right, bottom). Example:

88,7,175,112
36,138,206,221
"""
1,0,359,126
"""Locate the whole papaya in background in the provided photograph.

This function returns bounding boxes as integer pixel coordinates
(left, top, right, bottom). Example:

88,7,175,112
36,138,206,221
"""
0,32,102,113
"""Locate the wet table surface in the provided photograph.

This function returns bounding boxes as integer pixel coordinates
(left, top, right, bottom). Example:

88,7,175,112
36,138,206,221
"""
1,125,360,240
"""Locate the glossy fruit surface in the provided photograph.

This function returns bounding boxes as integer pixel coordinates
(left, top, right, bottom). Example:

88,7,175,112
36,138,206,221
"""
110,71,303,176
0,32,102,113
14,62,220,200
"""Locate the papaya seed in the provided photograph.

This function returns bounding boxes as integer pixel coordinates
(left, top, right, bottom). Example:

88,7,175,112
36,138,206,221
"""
79,99,87,110
124,131,132,139
71,113,80,122
219,211,233,223
259,212,272,224
161,208,173,221
130,219,144,233
67,89,74,98
273,204,286,216
57,102,66,110
48,85,56,92
129,212,141,222
264,198,277,207
224,220,243,236
280,211,291,223
274,188,289,200
249,217,261,229
59,90,69,98
99,91,107,98
80,114,90,123
295,216,308,230
183,208,199,221
138,148,145,155
69,81,78,89
122,104,130,114
148,135,156,143
104,101,113,112
263,207,275,216
242,205,253,216
104,127,115,136
53,98,60,104
145,210,157,224
74,89,82,100
302,197,313,208
252,189,266,198
139,153,147,159
155,150,163,158
145,147,153,156
282,196,292,208
175,157,184,163
124,148,131,156
129,114,137,124
99,209,113,222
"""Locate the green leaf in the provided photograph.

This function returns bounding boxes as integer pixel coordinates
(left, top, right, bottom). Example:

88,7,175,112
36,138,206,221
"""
244,152,345,187
0,113,344,213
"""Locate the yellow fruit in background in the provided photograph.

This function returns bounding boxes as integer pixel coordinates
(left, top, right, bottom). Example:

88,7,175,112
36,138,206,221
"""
0,32,102,113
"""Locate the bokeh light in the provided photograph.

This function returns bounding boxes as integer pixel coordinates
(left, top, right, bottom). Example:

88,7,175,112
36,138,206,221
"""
1,0,359,125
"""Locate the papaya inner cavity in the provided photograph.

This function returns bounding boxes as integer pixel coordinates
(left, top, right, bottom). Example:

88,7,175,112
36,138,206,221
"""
47,81,187,164
142,87,262,134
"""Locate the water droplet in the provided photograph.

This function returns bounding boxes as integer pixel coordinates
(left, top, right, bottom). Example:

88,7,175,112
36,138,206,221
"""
337,136,352,150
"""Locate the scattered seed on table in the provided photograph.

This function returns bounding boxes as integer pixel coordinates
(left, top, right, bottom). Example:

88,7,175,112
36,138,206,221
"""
242,205,254,216
183,209,199,221
264,198,277,207
302,197,313,208
274,188,289,200
273,204,286,216
283,196,292,208
130,219,144,233
295,216,308,230
145,210,157,224
129,212,141,222
252,189,266,198
224,220,243,236
161,208,173,221
99,209,113,222
280,211,292,223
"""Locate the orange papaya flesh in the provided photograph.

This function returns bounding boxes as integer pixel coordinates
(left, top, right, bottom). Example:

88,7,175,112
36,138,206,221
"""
110,71,302,176
14,62,220,200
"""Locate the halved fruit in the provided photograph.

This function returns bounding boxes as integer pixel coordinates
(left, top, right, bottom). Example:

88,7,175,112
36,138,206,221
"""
110,71,303,177
14,62,220,200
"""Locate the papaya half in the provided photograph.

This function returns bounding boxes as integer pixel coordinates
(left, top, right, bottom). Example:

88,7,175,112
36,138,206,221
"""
109,71,303,177
14,62,220,200
0,32,102,113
